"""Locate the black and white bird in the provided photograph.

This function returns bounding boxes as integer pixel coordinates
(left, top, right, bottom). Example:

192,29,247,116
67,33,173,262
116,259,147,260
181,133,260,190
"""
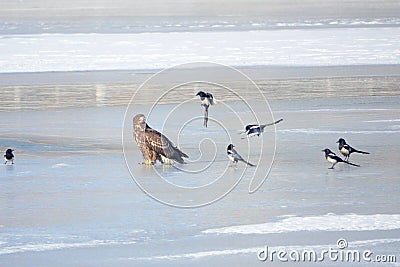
241,118,283,138
227,144,255,167
4,148,14,164
322,148,360,169
196,91,215,128
336,138,370,161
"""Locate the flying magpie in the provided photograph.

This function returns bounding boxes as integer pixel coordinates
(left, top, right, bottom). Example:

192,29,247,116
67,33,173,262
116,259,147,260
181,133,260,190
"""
240,118,283,138
227,144,255,167
336,138,370,161
322,148,360,169
196,91,215,128
4,148,14,164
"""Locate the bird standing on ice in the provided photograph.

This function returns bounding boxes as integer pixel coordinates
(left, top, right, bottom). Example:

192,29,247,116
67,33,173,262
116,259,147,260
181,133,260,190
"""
133,114,188,165
322,148,360,169
336,138,369,161
227,144,255,167
4,149,14,164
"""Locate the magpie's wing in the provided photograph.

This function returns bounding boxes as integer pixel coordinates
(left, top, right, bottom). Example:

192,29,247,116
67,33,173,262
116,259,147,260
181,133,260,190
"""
239,124,256,135
346,144,367,154
231,149,244,160
208,93,215,105
250,125,261,130
232,149,255,166
329,153,343,162
245,124,259,130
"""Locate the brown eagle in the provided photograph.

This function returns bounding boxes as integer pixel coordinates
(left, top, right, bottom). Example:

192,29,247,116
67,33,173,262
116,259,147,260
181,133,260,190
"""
133,114,188,165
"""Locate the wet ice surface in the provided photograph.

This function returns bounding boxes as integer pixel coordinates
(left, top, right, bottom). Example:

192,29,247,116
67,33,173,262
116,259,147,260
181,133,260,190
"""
1,93,399,266
1,74,399,111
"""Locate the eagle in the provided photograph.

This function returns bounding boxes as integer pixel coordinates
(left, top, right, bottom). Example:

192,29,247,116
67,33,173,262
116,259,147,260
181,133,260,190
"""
133,114,188,165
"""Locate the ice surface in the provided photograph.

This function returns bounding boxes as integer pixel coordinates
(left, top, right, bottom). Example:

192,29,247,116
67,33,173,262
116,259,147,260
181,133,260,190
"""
1,27,400,73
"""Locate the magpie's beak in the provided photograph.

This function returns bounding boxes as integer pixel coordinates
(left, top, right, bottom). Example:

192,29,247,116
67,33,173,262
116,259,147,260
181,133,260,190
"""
321,150,325,152
336,141,339,143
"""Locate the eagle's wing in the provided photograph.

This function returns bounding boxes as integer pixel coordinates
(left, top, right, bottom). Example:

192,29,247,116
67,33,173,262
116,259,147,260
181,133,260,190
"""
145,127,188,164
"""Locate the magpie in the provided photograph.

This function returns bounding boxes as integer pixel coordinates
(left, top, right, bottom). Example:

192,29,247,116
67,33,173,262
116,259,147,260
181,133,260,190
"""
4,148,14,164
196,91,215,128
322,148,360,169
336,138,370,161
241,118,283,138
227,144,255,167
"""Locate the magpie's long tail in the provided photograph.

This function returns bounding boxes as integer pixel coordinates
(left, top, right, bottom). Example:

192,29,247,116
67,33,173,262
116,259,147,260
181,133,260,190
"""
354,149,370,155
240,158,256,167
203,106,209,128
261,118,284,129
344,161,360,167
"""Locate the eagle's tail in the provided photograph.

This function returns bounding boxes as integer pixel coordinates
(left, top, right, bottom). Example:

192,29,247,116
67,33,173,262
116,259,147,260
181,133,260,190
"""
172,147,189,164
173,156,186,164
178,149,189,158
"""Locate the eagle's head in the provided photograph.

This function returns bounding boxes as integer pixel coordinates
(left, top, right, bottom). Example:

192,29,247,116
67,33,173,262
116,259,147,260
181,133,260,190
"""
133,114,145,123
133,114,146,131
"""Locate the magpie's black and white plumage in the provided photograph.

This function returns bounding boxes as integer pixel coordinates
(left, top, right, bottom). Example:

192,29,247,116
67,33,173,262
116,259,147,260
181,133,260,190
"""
336,138,369,161
241,118,283,138
196,91,215,128
4,148,14,164
322,148,360,169
227,144,255,167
